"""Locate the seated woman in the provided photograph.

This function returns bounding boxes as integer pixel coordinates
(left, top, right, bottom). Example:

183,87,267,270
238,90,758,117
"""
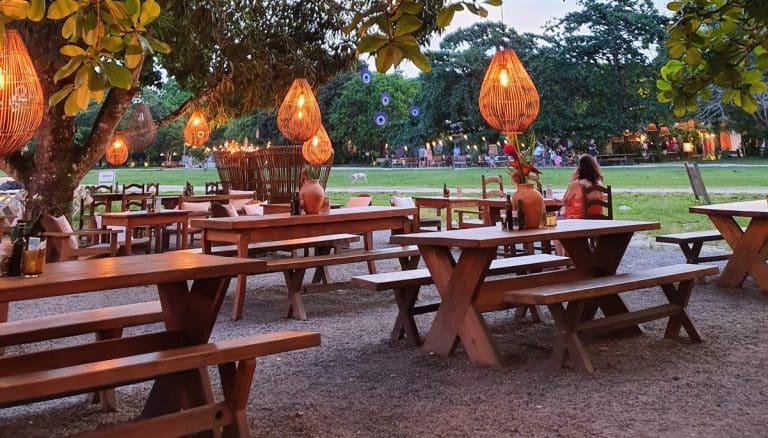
560,154,605,219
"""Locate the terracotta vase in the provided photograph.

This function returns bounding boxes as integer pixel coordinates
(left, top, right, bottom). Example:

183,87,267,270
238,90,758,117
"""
299,179,325,214
512,183,544,229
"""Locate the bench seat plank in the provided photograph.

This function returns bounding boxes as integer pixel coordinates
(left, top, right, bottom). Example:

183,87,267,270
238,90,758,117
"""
0,331,320,407
0,301,163,347
185,233,361,257
655,229,725,243
504,264,719,305
265,245,419,272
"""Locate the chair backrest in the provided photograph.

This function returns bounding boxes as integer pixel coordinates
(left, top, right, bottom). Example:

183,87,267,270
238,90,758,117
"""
85,184,113,194
346,194,372,208
482,175,504,199
144,182,160,195
122,183,145,194
582,184,613,220
684,162,711,205
121,193,153,211
205,181,222,195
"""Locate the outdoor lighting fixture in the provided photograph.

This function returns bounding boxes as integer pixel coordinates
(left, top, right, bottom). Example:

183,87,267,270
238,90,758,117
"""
105,134,129,166
0,29,44,156
301,125,334,164
660,126,671,136
183,110,210,147
120,102,156,151
682,142,694,153
277,78,321,143
478,48,540,136
647,123,657,132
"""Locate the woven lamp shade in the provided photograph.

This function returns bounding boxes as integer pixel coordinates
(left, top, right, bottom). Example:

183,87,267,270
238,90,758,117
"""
277,79,321,143
0,30,44,156
659,126,670,136
647,122,657,132
183,110,210,147
301,125,334,165
105,134,129,166
120,103,156,151
478,48,539,135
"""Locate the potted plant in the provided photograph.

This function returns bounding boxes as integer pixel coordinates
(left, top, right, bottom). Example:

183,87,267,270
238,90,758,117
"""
503,133,544,229
300,165,325,214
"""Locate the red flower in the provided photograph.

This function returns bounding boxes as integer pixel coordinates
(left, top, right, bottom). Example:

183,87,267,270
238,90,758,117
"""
503,143,516,156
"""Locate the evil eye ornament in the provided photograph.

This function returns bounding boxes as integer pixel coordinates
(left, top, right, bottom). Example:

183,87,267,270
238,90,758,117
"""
360,68,372,84
380,92,391,106
373,112,389,127
410,106,420,117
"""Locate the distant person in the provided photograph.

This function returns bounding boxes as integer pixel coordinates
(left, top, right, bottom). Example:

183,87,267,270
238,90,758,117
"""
395,145,405,159
453,144,461,156
425,146,434,167
533,142,545,166
418,145,426,167
587,139,598,157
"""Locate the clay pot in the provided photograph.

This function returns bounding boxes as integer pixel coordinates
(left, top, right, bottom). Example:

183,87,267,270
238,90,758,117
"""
299,179,325,214
512,183,544,229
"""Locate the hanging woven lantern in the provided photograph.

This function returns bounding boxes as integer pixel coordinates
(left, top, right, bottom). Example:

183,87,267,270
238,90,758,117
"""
659,126,671,136
647,122,657,132
0,30,44,156
478,48,539,135
183,110,210,147
277,78,321,143
302,125,334,164
105,133,129,166
120,103,156,151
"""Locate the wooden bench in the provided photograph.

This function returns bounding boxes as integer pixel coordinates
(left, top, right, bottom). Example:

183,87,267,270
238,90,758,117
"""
503,264,719,373
655,230,732,264
264,245,421,320
0,331,320,436
352,254,571,346
0,301,164,411
183,233,360,257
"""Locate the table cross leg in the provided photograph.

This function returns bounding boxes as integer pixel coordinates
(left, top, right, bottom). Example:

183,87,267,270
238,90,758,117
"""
547,301,594,374
283,268,308,320
661,281,703,342
513,305,542,322
88,327,123,412
311,246,332,284
218,358,257,437
709,216,768,289
141,368,215,420
421,245,501,365
392,286,423,346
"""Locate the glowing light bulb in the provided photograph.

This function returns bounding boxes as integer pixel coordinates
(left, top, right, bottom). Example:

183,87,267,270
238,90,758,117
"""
192,117,201,126
312,135,319,147
499,69,510,87
297,110,303,120
297,94,305,108
0,69,5,90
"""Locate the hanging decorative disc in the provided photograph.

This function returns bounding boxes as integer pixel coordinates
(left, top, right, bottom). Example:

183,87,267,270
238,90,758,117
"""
380,92,391,106
373,112,389,127
360,68,372,84
120,103,156,151
410,106,420,117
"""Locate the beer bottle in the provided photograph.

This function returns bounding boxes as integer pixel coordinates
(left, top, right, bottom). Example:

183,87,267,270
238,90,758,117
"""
442,183,449,198
504,194,513,230
8,222,26,277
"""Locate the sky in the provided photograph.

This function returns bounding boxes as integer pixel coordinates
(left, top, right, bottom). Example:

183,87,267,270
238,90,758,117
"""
387,0,671,76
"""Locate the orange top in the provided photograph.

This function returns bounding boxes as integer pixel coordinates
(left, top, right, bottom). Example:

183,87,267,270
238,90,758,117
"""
562,179,604,219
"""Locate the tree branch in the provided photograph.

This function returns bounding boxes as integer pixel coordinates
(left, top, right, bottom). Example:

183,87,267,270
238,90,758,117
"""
155,87,219,129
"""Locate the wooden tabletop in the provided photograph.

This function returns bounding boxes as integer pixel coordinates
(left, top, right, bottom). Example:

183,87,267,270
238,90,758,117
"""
689,200,768,218
100,210,190,218
477,198,563,207
191,206,417,230
390,219,659,248
0,252,267,302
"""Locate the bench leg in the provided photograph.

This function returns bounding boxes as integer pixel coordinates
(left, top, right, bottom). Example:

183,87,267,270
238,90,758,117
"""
594,294,644,337
219,359,257,438
283,269,308,320
679,242,703,264
661,280,703,342
513,305,542,322
311,246,332,284
142,367,215,419
87,328,123,412
398,255,420,271
547,301,594,374
392,286,423,346
363,231,377,274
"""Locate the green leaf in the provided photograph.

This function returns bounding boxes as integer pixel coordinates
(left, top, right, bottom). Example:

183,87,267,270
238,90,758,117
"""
436,8,456,28
101,35,124,53
124,35,144,69
125,0,139,16
756,53,768,70
667,2,683,11
139,0,160,25
103,62,133,89
28,0,45,21
47,0,79,20
61,14,77,39
394,14,422,37
357,34,388,53
375,43,402,73
485,0,502,6
742,92,758,113
53,57,82,83
87,65,106,91
145,36,170,53
60,44,85,57
655,79,672,91
401,45,431,73
684,47,701,66
399,1,422,14
48,85,73,106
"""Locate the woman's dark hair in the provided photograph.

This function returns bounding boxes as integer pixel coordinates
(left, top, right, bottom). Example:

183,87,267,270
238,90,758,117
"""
577,155,602,185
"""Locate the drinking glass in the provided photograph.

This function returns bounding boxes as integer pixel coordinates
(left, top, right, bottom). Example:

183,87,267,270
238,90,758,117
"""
22,248,46,277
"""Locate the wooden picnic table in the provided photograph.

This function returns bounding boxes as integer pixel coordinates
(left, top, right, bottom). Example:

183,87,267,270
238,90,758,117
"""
477,198,563,226
689,200,768,290
192,206,417,319
414,196,481,231
390,219,660,366
0,253,269,426
100,210,189,254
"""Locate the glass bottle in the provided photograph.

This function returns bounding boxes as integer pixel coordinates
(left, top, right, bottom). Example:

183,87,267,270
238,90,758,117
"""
442,183,449,198
0,228,14,275
504,194,513,231
8,222,26,277
516,199,524,230
290,192,300,215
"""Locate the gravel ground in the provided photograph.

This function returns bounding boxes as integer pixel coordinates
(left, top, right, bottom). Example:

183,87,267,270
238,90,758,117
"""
1,232,767,437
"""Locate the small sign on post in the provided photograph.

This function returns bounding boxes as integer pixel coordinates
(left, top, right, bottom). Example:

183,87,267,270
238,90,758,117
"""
98,170,115,185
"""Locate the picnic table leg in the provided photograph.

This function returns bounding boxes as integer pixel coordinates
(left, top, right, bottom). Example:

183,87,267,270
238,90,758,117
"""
154,225,163,253
283,268,308,320
547,301,594,373
218,358,257,437
231,236,251,321
661,280,703,342
709,216,768,290
311,246,332,284
420,245,502,365
445,205,454,230
123,224,133,255
363,231,377,274
180,218,189,250
88,328,123,412
392,286,423,346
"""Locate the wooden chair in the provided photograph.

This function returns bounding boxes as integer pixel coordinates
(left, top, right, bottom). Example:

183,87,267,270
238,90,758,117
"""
345,194,373,208
458,175,504,228
684,161,711,204
582,184,613,220
205,181,222,194
121,183,145,194
41,214,119,262
390,196,441,232
79,186,117,231
144,182,159,196
121,193,153,211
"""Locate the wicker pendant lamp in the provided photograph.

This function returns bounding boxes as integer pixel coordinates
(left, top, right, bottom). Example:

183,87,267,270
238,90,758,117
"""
120,102,156,151
0,29,44,156
183,110,210,147
478,48,539,135
647,122,657,132
302,125,334,164
277,79,321,143
105,133,129,166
